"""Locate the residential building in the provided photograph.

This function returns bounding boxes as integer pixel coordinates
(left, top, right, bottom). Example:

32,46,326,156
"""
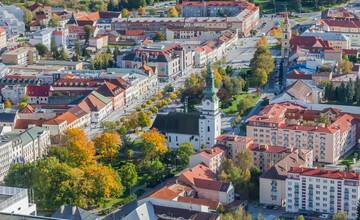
247,102,357,163
189,145,225,173
26,85,52,104
103,68,158,106
89,35,108,50
119,43,192,82
216,134,253,160
0,27,6,50
286,167,360,219
0,112,17,129
2,47,39,65
260,148,313,206
96,81,125,110
0,126,50,180
78,91,113,123
52,28,69,49
249,144,292,173
1,85,27,104
321,7,358,20
0,186,36,215
153,63,221,150
0,5,25,37
302,31,350,49
29,28,54,50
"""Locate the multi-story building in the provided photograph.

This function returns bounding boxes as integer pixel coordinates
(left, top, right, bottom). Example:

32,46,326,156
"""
26,85,52,104
0,186,37,215
89,35,108,50
260,148,313,206
2,47,39,65
216,134,253,160
29,28,54,50
0,5,25,37
119,43,193,82
52,28,69,49
1,85,27,104
301,31,350,49
0,27,6,50
250,144,292,173
189,146,225,173
247,102,357,163
286,167,360,219
0,126,50,181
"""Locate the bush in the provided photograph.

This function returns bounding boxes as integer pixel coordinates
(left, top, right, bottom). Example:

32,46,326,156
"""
146,100,152,105
141,104,147,109
150,106,158,113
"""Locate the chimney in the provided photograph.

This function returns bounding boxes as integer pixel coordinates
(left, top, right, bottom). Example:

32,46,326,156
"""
72,206,76,215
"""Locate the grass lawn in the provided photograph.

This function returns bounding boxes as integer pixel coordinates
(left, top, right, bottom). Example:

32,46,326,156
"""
339,151,360,166
222,93,260,115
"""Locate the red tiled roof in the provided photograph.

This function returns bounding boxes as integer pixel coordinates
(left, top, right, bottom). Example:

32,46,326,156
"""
198,146,224,160
287,70,312,80
216,134,253,144
289,167,360,180
20,104,35,113
290,35,331,49
249,144,289,154
148,187,178,200
14,118,44,129
125,29,145,36
179,163,216,185
76,12,100,21
0,27,5,34
26,85,51,97
321,18,360,28
193,178,230,192
177,197,220,210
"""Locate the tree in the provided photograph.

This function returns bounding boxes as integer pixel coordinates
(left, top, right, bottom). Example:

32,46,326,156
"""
58,47,68,60
49,14,60,27
176,142,194,169
108,0,119,11
256,36,268,47
35,43,49,57
138,6,146,16
91,52,113,70
153,32,165,41
338,59,353,74
3,100,12,109
356,76,360,105
296,215,305,220
121,8,129,18
168,6,179,17
221,208,253,220
63,128,95,166
84,25,93,44
137,111,152,128
346,78,354,104
51,39,59,59
235,150,254,171
20,6,32,30
20,96,29,104
237,98,252,116
93,132,121,162
333,212,347,220
119,162,138,193
141,129,168,160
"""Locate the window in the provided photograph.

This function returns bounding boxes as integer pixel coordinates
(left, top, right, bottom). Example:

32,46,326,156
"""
207,126,210,132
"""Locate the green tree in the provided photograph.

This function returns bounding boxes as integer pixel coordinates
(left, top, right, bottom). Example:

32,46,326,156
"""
20,6,32,30
84,25,93,44
237,98,252,116
296,215,305,220
121,8,129,18
51,39,59,59
176,142,194,169
333,212,347,220
153,32,165,41
58,47,68,60
346,78,354,104
91,52,113,70
49,14,60,27
137,111,152,128
119,162,138,193
235,149,254,171
338,59,353,74
35,43,49,57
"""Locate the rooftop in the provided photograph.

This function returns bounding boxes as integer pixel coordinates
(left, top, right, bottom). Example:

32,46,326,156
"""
289,167,360,180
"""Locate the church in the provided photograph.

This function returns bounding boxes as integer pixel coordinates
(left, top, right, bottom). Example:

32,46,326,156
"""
152,63,221,150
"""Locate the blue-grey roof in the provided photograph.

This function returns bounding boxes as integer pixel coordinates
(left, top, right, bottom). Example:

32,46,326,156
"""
52,206,99,220
302,31,348,41
0,112,16,123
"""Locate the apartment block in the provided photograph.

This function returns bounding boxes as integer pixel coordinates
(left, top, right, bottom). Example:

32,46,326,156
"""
216,134,253,160
2,47,39,65
259,148,313,206
247,102,357,163
286,167,360,219
189,146,225,173
29,28,54,50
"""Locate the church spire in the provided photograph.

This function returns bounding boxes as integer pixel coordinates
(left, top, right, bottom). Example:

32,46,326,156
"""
203,62,218,101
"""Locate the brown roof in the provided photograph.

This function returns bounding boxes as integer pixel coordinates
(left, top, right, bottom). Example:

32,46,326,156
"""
148,187,178,200
179,163,216,185
177,197,220,210
290,167,360,180
286,80,314,101
287,70,312,80
193,178,230,192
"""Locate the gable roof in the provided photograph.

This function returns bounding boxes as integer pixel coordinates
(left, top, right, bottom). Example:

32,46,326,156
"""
26,85,51,97
177,196,220,210
52,205,99,220
152,112,200,135
287,70,312,80
179,163,216,185
286,80,314,101
193,178,230,192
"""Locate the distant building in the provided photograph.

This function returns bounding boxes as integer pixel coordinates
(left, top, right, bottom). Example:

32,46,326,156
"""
1,84,27,104
29,28,54,50
286,167,360,219
0,5,25,37
0,27,6,50
89,35,108,50
302,31,350,49
2,47,39,65
216,134,253,160
189,145,225,173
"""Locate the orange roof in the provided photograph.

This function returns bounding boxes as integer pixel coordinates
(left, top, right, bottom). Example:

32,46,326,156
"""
179,163,216,185
177,197,220,210
290,167,360,180
76,12,100,21
148,187,178,200
198,146,224,160
0,27,5,34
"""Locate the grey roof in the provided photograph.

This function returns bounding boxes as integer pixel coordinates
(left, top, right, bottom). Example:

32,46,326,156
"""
152,112,200,135
48,96,84,105
52,205,99,220
0,212,65,220
0,112,16,123
302,31,348,41
25,126,46,140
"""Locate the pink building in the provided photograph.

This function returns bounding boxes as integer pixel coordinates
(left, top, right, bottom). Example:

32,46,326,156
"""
189,145,225,173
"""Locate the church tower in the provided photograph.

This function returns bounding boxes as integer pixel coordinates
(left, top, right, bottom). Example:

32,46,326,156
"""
199,62,221,148
280,13,291,91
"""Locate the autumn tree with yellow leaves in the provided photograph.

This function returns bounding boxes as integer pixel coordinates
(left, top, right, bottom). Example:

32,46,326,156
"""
141,129,168,160
93,132,121,162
